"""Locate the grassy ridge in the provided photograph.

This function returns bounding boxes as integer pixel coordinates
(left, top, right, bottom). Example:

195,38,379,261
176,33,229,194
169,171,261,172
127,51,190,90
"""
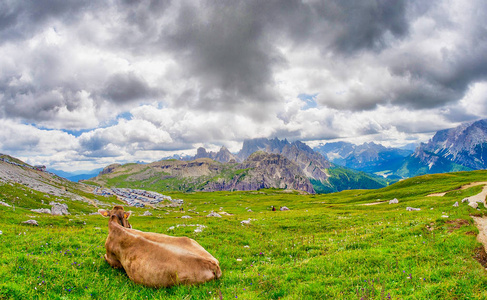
1,171,487,299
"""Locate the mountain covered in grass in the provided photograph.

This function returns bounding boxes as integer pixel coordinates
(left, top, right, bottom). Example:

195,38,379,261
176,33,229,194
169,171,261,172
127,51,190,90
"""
87,138,391,193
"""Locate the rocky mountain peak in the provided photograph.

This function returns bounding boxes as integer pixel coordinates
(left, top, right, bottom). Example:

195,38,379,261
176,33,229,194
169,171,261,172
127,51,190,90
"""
415,119,487,169
192,146,237,163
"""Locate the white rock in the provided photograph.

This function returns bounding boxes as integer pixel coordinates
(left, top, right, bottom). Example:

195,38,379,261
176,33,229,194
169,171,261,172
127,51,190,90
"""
207,212,222,218
244,245,250,248
181,215,192,219
280,206,290,211
23,219,38,226
0,201,11,207
453,202,459,207
0,230,3,235
31,208,51,214
389,198,399,204
406,207,421,211
462,198,469,203
236,258,242,262
247,209,253,212
241,219,251,225
468,202,479,209
50,202,69,216
441,215,449,218
142,211,152,216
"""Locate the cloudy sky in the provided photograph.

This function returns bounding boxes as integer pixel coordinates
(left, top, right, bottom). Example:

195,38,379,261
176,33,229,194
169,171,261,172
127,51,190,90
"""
1,0,487,172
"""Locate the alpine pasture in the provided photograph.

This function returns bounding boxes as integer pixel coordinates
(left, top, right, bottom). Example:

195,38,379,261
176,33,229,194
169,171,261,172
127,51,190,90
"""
1,171,487,299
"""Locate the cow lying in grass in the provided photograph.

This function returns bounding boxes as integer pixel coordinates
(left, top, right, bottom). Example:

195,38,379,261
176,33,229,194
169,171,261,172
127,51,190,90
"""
99,206,221,287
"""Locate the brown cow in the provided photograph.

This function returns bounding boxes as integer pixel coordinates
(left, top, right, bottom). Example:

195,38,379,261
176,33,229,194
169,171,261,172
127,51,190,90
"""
98,206,221,287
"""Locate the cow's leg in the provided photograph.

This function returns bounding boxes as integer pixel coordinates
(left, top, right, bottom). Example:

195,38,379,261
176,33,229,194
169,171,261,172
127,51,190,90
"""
105,252,123,269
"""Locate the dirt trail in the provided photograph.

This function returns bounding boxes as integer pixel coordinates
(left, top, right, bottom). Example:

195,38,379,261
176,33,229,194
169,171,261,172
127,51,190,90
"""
473,216,487,253
427,182,487,207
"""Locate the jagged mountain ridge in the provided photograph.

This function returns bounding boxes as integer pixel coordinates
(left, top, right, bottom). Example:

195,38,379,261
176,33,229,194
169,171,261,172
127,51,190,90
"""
415,119,487,170
197,138,332,182
90,138,389,193
194,146,238,163
91,152,316,193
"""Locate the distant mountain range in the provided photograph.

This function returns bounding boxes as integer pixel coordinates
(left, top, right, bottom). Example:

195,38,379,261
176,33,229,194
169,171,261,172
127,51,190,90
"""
314,141,412,178
50,168,103,182
87,138,390,194
315,118,487,178
8,118,486,193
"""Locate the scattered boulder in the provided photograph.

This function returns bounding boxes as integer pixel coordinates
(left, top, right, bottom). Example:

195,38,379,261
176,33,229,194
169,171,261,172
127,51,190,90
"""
219,211,233,216
462,198,469,203
50,202,69,216
0,230,2,235
23,220,38,226
441,215,449,218
0,201,11,207
247,209,253,212
469,202,479,209
181,215,192,219
241,219,251,225
406,207,421,211
207,212,222,218
280,206,290,211
142,211,153,216
31,208,51,214
389,198,399,204
453,202,459,207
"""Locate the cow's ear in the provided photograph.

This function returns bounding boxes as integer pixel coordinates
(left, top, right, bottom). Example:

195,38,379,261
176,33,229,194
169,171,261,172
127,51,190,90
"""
124,211,132,219
98,209,110,217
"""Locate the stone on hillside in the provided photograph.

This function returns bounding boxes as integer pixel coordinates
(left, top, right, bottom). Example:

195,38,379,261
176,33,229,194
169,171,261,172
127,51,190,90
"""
0,230,2,235
247,209,253,212
50,202,69,216
142,211,152,216
406,207,421,211
280,206,290,211
389,198,399,204
181,215,192,219
468,202,479,209
207,212,222,218
0,201,11,207
453,202,459,207
23,219,38,226
31,208,51,214
241,219,251,225
462,198,469,203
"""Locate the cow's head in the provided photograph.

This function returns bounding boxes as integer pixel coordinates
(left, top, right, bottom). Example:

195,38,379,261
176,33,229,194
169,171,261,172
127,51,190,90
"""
99,206,133,228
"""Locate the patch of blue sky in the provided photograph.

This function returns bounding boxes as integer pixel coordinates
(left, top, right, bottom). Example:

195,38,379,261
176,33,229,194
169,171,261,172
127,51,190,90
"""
298,93,318,110
59,112,133,137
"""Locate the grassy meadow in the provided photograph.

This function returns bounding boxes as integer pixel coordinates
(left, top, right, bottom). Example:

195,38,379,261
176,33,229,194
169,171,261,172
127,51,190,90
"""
1,171,487,299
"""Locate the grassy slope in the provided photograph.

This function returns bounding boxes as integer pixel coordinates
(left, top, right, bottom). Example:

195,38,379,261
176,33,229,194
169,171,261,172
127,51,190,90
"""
1,171,487,299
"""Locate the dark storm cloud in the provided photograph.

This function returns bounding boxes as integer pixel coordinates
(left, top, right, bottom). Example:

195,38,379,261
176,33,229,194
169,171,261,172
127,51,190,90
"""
152,0,414,113
2,0,487,138
99,72,161,103
0,0,100,44
270,0,411,54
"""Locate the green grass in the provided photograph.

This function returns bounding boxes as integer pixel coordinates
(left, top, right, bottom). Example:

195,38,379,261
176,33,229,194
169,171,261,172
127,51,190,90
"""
1,171,487,299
